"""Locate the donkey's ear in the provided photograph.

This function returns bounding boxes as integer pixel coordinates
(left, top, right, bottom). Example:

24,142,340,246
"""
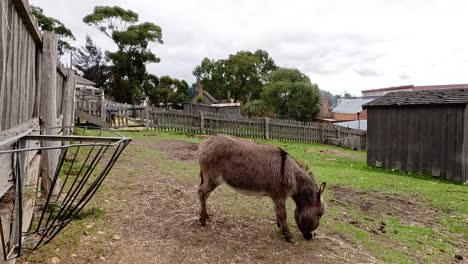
318,182,326,199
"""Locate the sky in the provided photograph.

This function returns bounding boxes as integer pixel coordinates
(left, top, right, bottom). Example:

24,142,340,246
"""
30,0,468,96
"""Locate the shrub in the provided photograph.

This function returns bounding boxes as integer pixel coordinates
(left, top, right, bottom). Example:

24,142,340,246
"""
243,100,276,118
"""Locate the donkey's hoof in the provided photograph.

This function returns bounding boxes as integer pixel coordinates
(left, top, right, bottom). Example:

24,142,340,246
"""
285,237,296,244
199,217,207,226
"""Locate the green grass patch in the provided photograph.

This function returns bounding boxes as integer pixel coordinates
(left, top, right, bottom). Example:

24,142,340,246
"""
133,131,467,263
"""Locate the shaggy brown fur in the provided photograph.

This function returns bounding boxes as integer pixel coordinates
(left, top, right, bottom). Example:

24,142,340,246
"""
198,134,326,243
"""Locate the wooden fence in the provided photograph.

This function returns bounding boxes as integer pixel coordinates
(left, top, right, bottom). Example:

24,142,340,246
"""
0,0,77,262
148,109,367,150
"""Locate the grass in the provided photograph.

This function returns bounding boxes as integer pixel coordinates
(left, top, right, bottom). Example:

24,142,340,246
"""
125,130,467,263
20,130,467,264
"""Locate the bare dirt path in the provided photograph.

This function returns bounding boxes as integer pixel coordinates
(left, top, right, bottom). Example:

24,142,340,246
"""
20,137,378,264
86,139,377,264
23,136,463,263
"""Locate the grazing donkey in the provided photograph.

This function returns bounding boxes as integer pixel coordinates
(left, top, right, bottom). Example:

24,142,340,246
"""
198,135,326,243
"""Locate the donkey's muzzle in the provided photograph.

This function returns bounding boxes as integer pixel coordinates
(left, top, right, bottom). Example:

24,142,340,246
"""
303,232,313,240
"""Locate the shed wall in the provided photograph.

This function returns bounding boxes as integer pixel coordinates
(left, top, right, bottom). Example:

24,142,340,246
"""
367,104,466,183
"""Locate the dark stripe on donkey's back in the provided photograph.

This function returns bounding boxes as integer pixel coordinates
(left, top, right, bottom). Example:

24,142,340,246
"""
279,148,288,177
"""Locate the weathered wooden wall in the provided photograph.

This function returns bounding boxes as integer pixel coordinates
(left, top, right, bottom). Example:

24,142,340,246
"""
148,109,367,150
367,104,467,183
0,0,77,262
0,0,40,132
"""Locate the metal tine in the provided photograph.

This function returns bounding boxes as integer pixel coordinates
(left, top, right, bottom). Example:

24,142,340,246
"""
49,141,129,241
74,141,129,214
55,144,82,202
32,147,68,250
42,145,109,241
60,145,107,211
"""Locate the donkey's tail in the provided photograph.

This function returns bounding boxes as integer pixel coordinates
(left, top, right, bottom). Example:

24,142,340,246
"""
279,148,288,177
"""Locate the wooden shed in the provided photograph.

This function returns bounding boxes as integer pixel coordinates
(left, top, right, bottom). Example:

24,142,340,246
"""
363,88,468,183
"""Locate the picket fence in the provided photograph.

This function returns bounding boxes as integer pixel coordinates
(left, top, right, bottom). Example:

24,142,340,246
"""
147,109,367,150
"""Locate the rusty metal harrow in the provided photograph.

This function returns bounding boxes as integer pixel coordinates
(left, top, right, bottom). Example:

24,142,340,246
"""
0,127,131,260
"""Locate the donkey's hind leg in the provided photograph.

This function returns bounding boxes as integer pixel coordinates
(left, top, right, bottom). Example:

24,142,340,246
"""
198,171,219,226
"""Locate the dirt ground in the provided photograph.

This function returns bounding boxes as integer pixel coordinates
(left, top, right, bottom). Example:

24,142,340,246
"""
94,140,376,264
20,137,467,264
150,140,199,163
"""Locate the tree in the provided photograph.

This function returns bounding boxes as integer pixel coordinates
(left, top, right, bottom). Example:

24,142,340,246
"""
31,5,75,56
261,68,320,121
145,75,189,108
73,36,109,88
193,50,277,103
192,58,226,100
343,91,357,99
83,6,163,104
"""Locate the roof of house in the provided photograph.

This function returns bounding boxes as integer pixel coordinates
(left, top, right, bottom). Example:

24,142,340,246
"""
75,75,96,86
361,84,468,94
363,88,468,108
191,90,218,104
332,98,374,113
414,84,468,90
202,90,218,104
335,120,367,131
361,85,414,93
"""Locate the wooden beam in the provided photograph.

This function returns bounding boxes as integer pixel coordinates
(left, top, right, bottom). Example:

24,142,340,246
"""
11,0,42,45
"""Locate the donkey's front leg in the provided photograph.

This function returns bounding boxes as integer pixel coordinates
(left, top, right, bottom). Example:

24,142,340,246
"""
273,198,295,243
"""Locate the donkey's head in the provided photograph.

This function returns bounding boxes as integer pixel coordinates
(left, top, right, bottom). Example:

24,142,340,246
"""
294,182,326,240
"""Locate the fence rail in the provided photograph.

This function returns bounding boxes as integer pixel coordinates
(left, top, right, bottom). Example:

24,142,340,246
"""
148,109,367,150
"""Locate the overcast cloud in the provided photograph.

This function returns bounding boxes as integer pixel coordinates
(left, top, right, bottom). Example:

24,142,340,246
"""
30,0,468,96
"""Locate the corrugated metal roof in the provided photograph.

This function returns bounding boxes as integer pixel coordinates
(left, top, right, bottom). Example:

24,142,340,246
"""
335,120,367,131
363,88,468,108
75,75,96,86
332,99,374,113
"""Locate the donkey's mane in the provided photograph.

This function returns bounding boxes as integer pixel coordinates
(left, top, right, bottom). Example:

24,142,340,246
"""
297,160,310,172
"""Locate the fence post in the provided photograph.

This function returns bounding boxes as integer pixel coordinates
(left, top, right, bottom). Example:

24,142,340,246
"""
40,32,60,192
200,111,205,133
62,70,75,135
264,117,270,140
145,107,150,129
337,126,341,140
101,97,106,121
319,123,325,143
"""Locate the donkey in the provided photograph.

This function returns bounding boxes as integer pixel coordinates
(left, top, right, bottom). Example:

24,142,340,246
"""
198,134,326,243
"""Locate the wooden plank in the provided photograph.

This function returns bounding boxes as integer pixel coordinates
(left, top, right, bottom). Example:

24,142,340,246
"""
11,0,42,44
0,118,39,198
4,6,16,130
428,106,443,178
0,0,8,131
463,106,468,183
0,117,39,139
452,106,464,182
19,23,28,124
444,106,457,181
23,33,31,123
13,11,22,127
